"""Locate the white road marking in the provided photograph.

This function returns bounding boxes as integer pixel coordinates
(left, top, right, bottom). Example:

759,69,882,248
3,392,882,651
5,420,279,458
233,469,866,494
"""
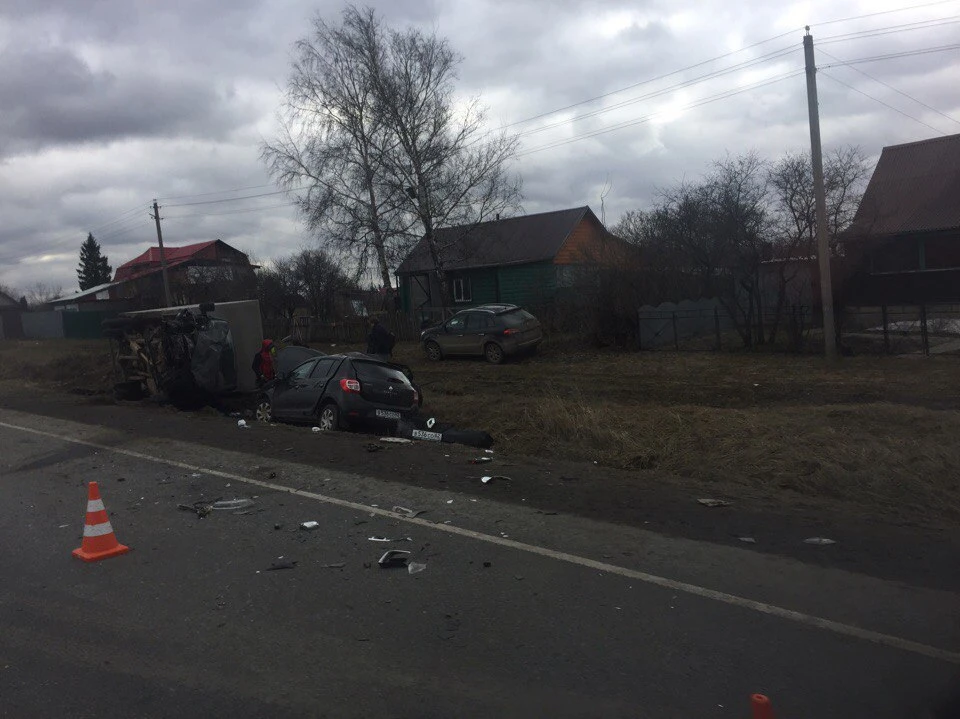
3,418,960,665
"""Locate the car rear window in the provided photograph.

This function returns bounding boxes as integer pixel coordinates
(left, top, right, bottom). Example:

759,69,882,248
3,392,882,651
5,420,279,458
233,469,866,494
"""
500,309,536,328
353,361,411,385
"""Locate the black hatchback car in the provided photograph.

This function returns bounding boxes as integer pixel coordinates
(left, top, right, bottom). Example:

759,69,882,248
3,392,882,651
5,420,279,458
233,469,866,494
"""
256,353,420,431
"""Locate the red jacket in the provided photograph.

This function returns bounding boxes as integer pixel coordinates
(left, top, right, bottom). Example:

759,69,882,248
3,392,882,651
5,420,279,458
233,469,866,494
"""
254,340,275,381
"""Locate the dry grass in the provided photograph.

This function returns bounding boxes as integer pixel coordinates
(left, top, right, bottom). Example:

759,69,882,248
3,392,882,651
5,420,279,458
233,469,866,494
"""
4,336,960,520
0,339,114,391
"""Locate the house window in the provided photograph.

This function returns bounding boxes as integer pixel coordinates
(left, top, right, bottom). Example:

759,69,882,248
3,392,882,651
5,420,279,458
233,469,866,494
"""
453,277,472,303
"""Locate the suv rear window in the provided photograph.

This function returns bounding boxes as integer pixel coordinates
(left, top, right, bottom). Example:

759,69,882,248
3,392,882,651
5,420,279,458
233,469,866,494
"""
353,361,411,385
500,309,536,328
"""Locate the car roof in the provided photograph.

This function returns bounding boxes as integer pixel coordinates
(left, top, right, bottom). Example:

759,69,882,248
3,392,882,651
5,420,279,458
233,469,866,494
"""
455,304,521,316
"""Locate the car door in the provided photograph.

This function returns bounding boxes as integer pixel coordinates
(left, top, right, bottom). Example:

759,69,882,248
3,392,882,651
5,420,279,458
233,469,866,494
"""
438,314,469,355
270,358,319,420
288,358,340,419
463,312,490,355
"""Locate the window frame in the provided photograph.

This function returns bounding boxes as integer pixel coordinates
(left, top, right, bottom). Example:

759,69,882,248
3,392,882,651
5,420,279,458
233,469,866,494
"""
452,277,472,303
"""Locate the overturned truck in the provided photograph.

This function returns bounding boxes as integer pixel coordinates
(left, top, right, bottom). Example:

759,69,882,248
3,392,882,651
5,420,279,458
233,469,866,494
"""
103,303,238,405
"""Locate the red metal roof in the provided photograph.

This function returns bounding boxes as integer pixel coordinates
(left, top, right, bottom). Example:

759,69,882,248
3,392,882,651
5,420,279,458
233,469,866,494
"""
847,133,960,240
114,241,219,281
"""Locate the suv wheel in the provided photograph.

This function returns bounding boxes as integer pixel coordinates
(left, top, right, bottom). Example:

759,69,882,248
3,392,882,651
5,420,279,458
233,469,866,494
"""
424,340,443,362
484,342,504,364
318,402,341,431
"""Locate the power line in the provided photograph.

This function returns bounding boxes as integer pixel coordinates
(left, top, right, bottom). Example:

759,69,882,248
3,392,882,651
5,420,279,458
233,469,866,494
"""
164,188,295,208
819,71,948,135
819,43,960,67
816,0,960,27
517,45,797,138
516,70,803,157
818,48,960,127
156,183,278,202
500,28,804,130
818,16,960,44
164,202,297,219
87,204,151,234
97,215,154,242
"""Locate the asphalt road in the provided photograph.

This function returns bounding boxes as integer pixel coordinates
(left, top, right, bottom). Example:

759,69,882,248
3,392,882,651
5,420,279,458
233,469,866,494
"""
2,407,959,718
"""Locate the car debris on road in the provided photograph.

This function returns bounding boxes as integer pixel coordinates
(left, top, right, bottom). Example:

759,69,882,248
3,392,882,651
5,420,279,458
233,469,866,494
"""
697,498,732,508
804,537,836,545
300,521,320,530
392,506,425,519
480,475,511,484
368,536,412,542
265,560,298,571
378,549,411,568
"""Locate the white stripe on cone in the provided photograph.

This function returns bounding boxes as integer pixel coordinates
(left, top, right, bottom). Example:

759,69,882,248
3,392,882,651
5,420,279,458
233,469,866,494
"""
83,522,115,538
87,499,105,512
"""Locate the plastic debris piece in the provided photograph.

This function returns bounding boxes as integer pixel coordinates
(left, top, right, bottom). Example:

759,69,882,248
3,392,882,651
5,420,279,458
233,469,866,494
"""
697,498,731,508
481,475,512,484
368,536,411,542
446,499,454,504
407,562,427,574
470,457,493,464
211,498,255,511
178,501,213,518
300,521,320,530
392,506,425,519
237,419,249,429
380,437,412,444
190,473,201,478
738,537,757,544
265,561,297,571
804,537,836,545
378,550,411,568
323,562,346,569
312,426,321,433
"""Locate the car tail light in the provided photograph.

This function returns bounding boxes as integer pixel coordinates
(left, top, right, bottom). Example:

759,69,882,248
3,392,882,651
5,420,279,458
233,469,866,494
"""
412,389,419,405
340,378,361,393
502,328,517,336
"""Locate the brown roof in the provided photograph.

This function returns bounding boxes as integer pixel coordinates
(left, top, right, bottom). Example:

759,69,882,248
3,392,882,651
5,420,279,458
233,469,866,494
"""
847,133,960,240
396,206,595,274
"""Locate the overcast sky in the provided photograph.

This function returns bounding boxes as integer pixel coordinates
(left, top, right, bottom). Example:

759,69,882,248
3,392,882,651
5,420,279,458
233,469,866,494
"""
1,0,958,296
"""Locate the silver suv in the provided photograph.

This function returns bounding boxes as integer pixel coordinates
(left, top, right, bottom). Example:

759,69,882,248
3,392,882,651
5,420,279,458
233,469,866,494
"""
420,304,543,364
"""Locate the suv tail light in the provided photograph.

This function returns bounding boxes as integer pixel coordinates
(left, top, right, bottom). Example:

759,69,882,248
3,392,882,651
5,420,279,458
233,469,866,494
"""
340,378,361,393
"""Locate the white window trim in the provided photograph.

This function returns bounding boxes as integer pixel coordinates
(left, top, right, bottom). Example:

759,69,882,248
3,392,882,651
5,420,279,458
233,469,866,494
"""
453,277,472,303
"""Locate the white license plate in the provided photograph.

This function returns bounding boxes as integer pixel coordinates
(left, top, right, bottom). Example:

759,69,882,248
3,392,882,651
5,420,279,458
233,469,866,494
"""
376,409,401,419
411,429,443,441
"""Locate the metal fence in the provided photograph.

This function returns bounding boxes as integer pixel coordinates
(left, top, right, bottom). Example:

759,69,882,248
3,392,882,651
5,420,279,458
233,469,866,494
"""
840,304,960,356
263,311,427,346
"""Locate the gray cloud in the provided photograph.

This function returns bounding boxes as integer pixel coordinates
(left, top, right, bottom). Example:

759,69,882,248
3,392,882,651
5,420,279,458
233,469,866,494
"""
1,0,959,295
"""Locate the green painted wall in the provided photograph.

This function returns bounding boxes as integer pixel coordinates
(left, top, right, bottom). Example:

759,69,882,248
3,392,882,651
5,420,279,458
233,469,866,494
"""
496,262,556,306
399,260,557,311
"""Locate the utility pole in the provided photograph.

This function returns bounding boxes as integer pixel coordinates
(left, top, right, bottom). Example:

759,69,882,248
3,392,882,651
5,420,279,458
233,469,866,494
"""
803,28,837,361
150,199,173,307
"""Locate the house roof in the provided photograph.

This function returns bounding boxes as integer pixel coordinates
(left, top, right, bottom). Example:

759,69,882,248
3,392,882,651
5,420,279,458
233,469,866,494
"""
115,240,220,281
49,281,120,304
846,133,960,240
396,206,595,274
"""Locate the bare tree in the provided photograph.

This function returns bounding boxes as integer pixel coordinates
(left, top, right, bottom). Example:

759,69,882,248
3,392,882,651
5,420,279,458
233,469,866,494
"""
25,282,63,308
767,146,868,341
366,15,523,305
263,7,408,296
292,248,354,321
256,258,302,324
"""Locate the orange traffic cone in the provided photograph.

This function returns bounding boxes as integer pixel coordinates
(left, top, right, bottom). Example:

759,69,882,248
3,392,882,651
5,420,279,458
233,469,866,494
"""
751,694,775,719
72,481,130,562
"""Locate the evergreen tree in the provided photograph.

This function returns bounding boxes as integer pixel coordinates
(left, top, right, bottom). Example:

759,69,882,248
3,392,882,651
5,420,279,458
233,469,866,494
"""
77,233,112,290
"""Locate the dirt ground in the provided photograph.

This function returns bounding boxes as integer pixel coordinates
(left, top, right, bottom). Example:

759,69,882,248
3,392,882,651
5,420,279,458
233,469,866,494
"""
2,336,960,527
2,337,960,588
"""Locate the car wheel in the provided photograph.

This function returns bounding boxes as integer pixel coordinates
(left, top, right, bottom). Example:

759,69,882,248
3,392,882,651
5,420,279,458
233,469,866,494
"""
318,402,341,432
255,396,272,423
424,340,443,362
484,342,504,364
